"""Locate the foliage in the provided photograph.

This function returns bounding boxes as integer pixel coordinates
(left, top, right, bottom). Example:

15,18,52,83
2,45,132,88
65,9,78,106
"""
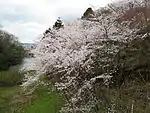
81,7,95,19
112,34,150,87
26,6,137,113
53,17,64,30
0,29,25,70
91,82,150,113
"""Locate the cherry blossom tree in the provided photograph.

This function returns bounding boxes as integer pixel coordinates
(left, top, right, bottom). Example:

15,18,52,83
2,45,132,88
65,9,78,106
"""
23,2,139,113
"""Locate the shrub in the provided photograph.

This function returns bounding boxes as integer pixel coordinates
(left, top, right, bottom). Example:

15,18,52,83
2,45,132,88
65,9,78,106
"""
0,29,25,70
111,35,150,87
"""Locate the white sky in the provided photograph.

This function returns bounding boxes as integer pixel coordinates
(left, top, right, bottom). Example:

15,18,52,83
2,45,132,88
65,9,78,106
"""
0,0,115,43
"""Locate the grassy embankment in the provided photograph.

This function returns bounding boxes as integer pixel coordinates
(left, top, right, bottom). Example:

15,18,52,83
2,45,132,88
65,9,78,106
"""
0,67,62,113
1,67,150,113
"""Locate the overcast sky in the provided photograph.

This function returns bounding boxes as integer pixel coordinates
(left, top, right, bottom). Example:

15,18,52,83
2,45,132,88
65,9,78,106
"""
0,0,115,43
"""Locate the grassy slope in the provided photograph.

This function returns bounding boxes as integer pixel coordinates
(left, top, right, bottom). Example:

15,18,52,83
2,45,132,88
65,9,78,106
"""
20,86,62,113
0,67,62,113
0,86,62,113
1,68,150,113
0,66,23,84
0,67,23,113
0,86,20,113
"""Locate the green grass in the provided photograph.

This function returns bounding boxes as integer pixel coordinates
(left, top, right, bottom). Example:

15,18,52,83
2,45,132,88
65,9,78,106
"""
0,85,62,113
21,86,62,113
0,66,24,84
0,67,62,113
0,86,21,113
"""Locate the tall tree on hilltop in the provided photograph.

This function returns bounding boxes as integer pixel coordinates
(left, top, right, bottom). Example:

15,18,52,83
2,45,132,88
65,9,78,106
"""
81,7,95,19
53,17,64,30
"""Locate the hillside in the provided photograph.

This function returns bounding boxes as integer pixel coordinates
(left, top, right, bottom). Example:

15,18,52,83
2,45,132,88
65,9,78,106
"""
23,0,150,113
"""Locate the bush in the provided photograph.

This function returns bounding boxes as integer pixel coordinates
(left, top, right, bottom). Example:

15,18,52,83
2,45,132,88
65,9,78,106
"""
111,35,150,87
0,30,25,70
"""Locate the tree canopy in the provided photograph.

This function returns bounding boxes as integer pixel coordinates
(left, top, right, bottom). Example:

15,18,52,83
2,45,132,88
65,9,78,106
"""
0,29,25,70
23,0,150,112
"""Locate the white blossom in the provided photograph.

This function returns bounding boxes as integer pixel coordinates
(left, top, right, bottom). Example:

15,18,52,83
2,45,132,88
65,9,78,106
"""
24,2,139,112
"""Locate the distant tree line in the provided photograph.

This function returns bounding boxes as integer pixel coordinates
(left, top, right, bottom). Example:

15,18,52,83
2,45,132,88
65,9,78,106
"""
0,29,25,70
